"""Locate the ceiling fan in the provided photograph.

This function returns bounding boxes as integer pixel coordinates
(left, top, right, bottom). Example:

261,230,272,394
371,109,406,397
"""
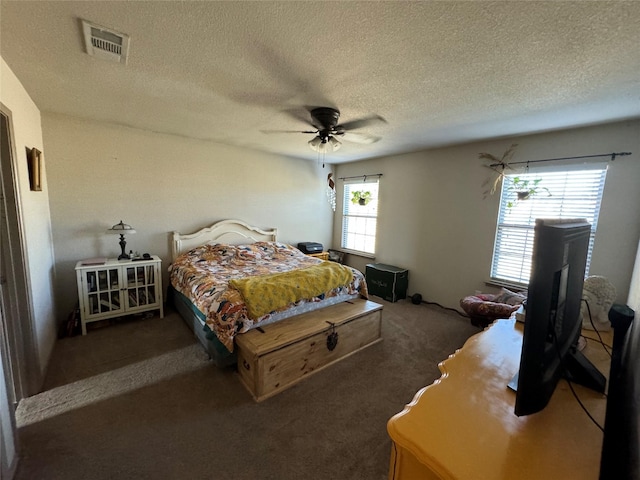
264,107,386,153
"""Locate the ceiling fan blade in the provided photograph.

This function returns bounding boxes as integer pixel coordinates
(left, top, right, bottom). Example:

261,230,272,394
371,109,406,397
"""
261,129,317,134
336,114,386,132
338,131,381,144
282,108,319,129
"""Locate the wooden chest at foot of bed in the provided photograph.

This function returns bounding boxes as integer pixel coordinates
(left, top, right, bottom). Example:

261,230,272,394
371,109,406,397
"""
236,298,383,402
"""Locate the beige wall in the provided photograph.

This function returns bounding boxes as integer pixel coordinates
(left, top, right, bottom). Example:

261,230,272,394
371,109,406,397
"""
334,120,640,309
43,113,335,320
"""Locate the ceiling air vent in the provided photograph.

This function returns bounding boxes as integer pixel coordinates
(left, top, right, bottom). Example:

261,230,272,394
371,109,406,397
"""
82,20,130,64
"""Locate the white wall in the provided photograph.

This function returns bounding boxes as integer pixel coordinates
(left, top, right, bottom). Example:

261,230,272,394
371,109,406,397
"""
42,113,335,320
0,58,57,379
628,239,640,313
1,56,58,479
334,120,640,310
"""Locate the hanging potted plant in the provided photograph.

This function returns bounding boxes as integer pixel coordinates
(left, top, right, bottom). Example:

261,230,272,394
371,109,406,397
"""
351,190,372,206
506,177,551,208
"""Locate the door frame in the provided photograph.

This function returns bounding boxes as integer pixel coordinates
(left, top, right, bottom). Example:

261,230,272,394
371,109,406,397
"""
0,103,41,403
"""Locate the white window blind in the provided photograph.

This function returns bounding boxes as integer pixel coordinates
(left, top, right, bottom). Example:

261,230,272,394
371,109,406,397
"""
491,165,608,286
341,179,379,254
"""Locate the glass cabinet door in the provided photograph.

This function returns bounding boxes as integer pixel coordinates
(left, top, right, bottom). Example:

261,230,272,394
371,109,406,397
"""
125,264,157,309
85,268,122,316
78,259,162,332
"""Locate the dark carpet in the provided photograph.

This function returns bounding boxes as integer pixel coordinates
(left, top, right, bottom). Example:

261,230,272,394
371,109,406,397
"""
15,298,478,480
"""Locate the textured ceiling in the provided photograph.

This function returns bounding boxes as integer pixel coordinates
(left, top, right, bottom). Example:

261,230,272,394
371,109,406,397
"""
2,1,639,163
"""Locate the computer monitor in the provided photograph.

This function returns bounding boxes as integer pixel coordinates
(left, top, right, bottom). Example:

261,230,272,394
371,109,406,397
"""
513,218,606,416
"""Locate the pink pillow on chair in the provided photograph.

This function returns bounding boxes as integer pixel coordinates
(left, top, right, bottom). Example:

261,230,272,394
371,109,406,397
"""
460,295,521,319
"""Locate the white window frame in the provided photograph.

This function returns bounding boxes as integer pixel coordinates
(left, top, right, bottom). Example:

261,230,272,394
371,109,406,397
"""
341,178,379,256
491,163,608,287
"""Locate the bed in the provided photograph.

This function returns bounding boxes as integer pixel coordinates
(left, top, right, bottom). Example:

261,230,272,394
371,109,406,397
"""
168,219,370,368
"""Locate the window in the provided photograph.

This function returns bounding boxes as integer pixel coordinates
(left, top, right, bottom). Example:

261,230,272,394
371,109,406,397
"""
491,164,608,286
341,179,379,255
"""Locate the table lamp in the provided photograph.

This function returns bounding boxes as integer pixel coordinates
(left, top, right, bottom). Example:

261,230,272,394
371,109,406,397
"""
107,220,136,260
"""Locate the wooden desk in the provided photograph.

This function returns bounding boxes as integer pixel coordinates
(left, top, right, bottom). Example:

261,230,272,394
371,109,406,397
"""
387,319,612,480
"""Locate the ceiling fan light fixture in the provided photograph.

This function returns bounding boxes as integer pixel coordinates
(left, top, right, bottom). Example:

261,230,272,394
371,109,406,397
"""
308,135,341,153
308,136,323,151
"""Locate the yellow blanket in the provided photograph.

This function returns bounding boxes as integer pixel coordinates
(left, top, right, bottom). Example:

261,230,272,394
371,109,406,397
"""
229,262,354,320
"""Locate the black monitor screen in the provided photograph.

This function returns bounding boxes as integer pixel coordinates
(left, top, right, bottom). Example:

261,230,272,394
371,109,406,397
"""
513,218,605,417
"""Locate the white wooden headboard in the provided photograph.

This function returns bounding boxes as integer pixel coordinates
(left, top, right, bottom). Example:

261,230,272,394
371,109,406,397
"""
171,219,278,261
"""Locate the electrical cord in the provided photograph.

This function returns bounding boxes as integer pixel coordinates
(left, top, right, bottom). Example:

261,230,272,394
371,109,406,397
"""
582,299,612,357
564,377,605,432
424,301,468,318
410,294,468,318
583,336,613,351
550,311,605,432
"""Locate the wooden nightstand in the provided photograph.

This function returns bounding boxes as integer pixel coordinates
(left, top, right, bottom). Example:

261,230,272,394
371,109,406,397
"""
308,252,329,261
75,256,164,334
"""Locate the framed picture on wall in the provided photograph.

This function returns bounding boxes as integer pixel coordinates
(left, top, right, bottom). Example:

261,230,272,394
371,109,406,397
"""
27,147,42,191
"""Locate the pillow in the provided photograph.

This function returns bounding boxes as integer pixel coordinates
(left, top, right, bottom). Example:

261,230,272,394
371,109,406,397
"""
252,241,278,259
476,293,496,302
200,243,237,263
493,287,527,306
460,296,519,319
236,244,261,261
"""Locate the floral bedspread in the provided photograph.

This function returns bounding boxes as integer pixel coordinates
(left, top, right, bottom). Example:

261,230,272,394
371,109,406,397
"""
169,242,368,352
